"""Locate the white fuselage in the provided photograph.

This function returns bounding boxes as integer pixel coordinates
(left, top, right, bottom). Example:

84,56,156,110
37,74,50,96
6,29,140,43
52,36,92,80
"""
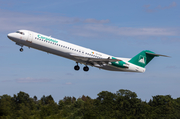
7,30,145,73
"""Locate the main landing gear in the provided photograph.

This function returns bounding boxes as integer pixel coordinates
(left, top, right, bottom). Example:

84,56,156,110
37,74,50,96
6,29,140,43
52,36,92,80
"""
74,62,89,72
83,66,89,72
74,62,80,71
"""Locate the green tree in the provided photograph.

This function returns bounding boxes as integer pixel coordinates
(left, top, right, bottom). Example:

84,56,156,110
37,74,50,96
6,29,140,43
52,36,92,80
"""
115,89,146,118
63,96,72,105
149,95,176,118
40,95,58,117
12,91,36,118
33,96,37,102
58,100,65,110
0,95,13,117
96,91,116,118
79,96,98,119
74,98,84,108
116,89,137,99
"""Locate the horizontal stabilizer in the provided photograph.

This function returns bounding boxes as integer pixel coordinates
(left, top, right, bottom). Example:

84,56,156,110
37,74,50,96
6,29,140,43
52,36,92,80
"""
146,52,170,57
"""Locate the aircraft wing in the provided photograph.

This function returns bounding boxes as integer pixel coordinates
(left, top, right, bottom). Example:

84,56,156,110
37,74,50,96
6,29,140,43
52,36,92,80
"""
70,54,121,66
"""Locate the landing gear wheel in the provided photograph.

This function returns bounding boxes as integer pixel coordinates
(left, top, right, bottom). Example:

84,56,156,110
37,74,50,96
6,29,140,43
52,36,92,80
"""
20,48,23,52
83,66,89,72
74,65,80,71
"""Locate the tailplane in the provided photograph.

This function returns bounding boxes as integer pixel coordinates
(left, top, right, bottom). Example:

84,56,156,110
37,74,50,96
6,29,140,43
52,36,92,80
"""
128,50,169,68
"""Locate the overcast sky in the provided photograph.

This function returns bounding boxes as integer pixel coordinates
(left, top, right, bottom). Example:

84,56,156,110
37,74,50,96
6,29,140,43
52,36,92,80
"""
0,0,180,102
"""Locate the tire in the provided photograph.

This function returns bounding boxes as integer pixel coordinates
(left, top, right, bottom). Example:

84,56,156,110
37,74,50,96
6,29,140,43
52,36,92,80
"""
74,65,80,71
20,48,23,52
83,66,89,72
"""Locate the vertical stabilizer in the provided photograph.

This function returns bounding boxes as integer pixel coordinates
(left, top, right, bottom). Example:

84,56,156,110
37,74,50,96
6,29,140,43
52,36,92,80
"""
128,50,156,68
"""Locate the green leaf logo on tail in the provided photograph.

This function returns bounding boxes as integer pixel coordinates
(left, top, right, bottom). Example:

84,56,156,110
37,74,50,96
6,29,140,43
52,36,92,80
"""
139,55,146,64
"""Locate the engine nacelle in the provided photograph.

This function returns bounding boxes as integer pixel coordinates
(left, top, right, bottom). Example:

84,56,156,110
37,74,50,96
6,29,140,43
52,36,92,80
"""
111,57,129,68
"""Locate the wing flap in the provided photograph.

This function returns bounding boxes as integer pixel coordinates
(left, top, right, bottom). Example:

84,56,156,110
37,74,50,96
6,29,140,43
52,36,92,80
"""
70,54,121,64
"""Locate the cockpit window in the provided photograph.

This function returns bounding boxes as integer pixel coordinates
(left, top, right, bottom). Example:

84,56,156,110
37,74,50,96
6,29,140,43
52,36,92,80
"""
16,31,25,35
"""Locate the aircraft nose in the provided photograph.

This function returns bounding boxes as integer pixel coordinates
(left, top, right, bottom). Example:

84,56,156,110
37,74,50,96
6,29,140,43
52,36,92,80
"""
7,33,14,40
7,33,12,39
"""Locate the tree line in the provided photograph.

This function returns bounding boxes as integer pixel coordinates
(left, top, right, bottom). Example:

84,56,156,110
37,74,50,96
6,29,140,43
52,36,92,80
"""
0,89,180,119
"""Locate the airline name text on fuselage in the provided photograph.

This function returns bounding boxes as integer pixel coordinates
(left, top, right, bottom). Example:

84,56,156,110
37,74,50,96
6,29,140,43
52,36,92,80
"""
37,35,58,43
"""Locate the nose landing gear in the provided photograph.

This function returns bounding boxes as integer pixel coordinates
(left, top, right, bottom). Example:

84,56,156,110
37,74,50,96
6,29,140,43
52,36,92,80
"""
16,43,24,52
20,48,23,52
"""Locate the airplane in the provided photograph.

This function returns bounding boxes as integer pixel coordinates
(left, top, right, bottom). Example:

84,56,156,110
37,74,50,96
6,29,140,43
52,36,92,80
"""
7,30,169,73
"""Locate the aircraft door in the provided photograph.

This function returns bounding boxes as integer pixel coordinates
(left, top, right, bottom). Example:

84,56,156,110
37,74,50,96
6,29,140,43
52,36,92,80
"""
27,32,33,43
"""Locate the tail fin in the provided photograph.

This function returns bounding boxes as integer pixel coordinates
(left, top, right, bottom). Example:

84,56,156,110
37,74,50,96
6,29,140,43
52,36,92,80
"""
128,50,169,68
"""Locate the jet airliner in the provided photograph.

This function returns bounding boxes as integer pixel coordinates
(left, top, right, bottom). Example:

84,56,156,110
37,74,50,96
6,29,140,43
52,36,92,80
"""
7,30,168,72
